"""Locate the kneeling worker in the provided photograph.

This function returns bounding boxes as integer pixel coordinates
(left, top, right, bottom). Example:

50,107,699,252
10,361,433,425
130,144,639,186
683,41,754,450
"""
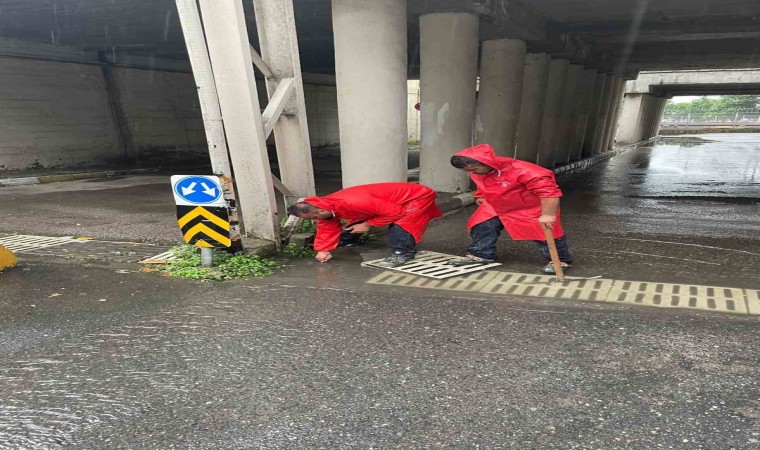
287,182,442,266
448,144,573,274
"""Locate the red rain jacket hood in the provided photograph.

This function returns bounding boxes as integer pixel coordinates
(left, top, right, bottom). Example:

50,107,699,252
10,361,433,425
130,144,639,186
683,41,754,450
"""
454,144,565,240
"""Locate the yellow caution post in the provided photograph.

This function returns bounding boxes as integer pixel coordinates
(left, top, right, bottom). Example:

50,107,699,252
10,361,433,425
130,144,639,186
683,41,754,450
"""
0,244,17,271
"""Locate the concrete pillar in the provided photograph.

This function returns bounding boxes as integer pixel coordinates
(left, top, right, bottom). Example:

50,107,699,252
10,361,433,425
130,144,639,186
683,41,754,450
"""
581,73,608,157
514,53,551,163
616,93,646,145
651,98,667,138
591,74,617,154
602,78,626,151
554,64,582,165
536,59,569,168
569,69,597,161
333,0,408,187
419,13,479,193
474,39,527,156
640,96,656,140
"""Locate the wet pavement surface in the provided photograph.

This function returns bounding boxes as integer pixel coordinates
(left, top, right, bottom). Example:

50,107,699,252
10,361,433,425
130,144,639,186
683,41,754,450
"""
0,134,759,448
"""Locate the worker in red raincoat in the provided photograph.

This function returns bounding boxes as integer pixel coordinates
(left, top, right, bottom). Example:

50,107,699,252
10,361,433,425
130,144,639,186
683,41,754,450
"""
286,182,442,267
446,144,573,274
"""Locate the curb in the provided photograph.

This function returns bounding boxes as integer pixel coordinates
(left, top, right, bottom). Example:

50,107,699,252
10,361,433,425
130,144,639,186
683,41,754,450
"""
0,168,160,188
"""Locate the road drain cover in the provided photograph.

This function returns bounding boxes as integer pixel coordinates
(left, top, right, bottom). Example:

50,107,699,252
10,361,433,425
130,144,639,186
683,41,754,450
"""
362,251,501,279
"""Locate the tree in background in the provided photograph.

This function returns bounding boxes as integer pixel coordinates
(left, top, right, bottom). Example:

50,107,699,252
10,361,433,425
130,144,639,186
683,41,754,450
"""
664,95,760,114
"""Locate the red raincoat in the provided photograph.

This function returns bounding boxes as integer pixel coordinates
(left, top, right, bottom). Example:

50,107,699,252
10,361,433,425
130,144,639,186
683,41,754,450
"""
454,144,565,241
305,182,442,252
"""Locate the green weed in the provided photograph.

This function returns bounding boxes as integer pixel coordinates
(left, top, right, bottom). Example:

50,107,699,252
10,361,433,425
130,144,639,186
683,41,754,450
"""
164,245,279,281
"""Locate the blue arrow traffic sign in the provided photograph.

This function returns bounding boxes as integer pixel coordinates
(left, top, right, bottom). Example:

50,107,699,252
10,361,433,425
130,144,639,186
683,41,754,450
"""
171,175,224,206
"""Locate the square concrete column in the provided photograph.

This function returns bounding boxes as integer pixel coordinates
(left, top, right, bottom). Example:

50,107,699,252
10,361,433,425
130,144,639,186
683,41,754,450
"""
474,39,527,156
591,74,617,154
581,72,608,157
333,0,408,188
419,13,479,193
536,59,569,168
554,64,582,165
602,78,626,151
616,93,646,145
569,69,597,161
514,53,551,163
651,97,668,138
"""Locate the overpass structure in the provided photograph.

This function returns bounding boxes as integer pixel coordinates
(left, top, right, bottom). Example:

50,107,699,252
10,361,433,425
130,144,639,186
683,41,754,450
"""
0,0,759,245
617,69,760,144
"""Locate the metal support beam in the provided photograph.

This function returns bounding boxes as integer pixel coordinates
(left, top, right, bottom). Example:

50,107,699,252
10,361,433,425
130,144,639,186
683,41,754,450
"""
197,0,280,245
175,0,242,247
252,0,316,200
262,77,295,138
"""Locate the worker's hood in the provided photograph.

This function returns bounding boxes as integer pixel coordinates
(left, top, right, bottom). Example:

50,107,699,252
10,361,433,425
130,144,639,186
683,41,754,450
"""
453,144,512,171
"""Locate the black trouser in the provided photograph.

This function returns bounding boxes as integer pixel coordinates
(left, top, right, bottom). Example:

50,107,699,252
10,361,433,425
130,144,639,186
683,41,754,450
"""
339,222,416,258
467,217,573,263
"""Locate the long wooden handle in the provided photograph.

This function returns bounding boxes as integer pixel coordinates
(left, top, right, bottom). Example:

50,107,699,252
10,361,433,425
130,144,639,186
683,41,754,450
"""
543,226,565,281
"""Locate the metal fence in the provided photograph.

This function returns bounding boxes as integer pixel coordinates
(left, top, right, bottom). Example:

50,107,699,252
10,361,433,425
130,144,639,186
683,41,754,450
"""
662,110,760,125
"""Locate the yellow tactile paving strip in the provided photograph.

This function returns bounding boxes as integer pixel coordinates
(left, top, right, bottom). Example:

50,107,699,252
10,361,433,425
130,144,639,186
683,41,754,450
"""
367,270,758,316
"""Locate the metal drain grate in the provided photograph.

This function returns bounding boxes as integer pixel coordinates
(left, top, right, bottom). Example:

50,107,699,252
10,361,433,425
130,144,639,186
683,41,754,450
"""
362,251,501,279
746,290,760,315
139,250,179,265
606,281,748,314
0,234,75,253
480,272,614,301
367,270,500,291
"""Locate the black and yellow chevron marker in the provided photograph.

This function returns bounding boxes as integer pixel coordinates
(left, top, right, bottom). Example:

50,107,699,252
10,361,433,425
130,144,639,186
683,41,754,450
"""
176,206,231,248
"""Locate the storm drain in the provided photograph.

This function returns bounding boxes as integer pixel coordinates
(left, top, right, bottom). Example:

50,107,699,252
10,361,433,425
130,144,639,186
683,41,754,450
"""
362,251,501,279
367,269,755,315
367,270,500,291
0,234,75,252
480,272,613,302
607,281,748,314
746,290,760,315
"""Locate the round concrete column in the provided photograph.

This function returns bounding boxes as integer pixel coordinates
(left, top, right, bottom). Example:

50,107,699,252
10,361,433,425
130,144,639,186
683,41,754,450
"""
332,0,408,187
569,69,597,161
581,72,608,157
536,59,569,168
474,39,527,156
554,64,582,165
514,53,551,163
591,74,617,154
419,13,479,193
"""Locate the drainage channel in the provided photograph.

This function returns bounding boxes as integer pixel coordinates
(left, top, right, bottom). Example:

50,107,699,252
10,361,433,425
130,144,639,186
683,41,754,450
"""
366,254,759,316
0,234,168,263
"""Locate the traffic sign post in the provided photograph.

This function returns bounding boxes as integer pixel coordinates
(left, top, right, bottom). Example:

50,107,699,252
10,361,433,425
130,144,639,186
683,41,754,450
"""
171,175,232,267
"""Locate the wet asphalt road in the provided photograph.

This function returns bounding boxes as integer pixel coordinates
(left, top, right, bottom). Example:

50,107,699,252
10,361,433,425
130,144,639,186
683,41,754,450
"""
1,257,759,449
0,134,759,448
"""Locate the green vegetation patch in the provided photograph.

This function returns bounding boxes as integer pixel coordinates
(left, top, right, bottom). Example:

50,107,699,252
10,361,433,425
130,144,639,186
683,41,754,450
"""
163,245,279,281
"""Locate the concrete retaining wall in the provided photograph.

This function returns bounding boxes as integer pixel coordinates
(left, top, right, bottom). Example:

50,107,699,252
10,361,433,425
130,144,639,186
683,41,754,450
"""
0,58,123,171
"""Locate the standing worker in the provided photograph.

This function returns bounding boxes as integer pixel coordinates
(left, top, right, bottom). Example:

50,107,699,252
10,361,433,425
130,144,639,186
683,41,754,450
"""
446,144,573,274
287,182,442,267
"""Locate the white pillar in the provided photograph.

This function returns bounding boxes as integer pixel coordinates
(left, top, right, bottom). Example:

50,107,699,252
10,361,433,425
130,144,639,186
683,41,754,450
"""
536,59,569,168
333,0,408,188
514,53,551,163
198,0,279,242
554,64,582,165
569,69,597,161
602,78,625,151
616,93,646,145
419,13,479,193
592,74,617,154
474,39,527,156
582,73,608,157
